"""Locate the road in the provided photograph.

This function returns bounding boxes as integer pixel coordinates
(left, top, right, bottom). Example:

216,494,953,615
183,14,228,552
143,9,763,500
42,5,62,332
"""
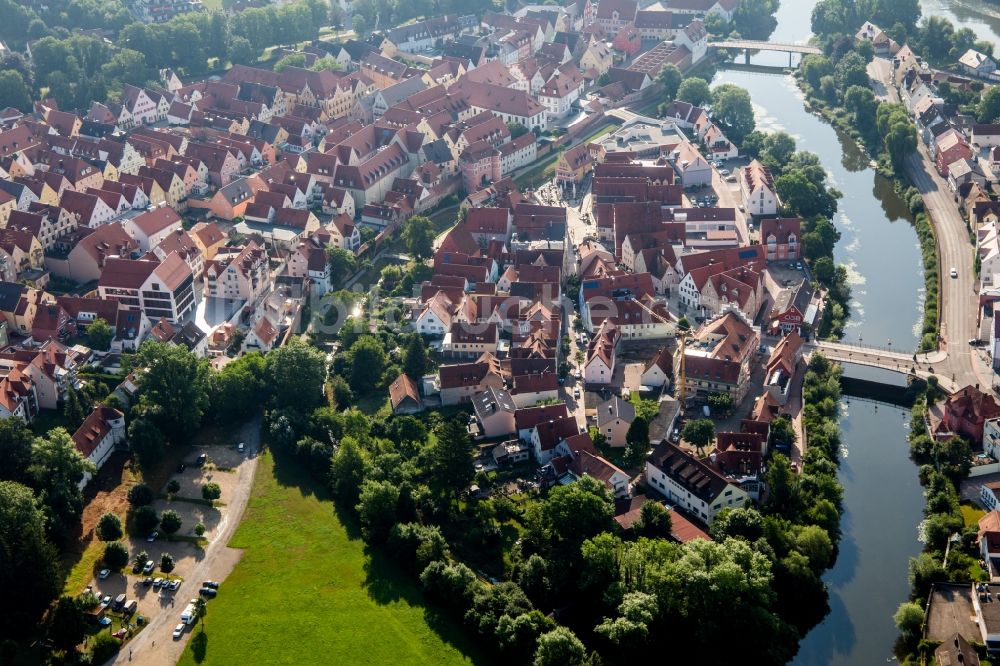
864,55,991,393
904,140,980,389
108,418,262,666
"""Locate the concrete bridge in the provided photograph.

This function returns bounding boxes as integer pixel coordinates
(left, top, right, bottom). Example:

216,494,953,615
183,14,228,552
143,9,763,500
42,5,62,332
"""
806,341,966,394
709,40,822,67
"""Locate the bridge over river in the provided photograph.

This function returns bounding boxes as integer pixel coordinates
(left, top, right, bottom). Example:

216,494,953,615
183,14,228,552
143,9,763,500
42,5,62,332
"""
709,39,822,66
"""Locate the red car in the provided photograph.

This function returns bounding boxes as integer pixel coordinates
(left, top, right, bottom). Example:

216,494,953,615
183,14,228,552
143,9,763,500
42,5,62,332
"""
112,628,128,639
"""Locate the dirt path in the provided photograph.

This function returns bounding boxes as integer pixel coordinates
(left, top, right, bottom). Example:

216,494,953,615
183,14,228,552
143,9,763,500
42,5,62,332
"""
107,417,262,666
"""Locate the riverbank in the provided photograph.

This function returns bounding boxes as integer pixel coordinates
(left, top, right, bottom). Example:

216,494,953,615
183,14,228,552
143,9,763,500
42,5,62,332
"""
793,70,941,351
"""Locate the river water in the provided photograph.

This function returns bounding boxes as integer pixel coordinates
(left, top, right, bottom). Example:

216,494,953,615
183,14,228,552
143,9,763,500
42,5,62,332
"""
710,1,928,663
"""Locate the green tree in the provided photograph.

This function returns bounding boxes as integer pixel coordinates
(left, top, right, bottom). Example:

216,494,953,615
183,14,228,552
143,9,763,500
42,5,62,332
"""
48,596,86,654
0,416,33,484
0,481,60,640
29,428,94,543
132,506,159,535
764,452,799,517
227,35,256,65
767,414,797,450
833,52,868,93
843,84,878,136
656,63,682,100
595,591,658,646
402,334,428,380
266,339,326,409
402,215,435,260
894,601,924,638
128,417,165,470
211,352,267,422
103,541,129,569
624,416,650,467
711,83,756,143
159,509,182,535
160,553,175,573
980,85,1000,123
310,56,343,72
800,54,833,90
636,500,672,538
681,418,715,453
507,122,529,138
85,317,114,351
273,53,306,72
62,388,86,429
133,341,210,440
356,479,400,543
349,335,388,392
127,484,154,506
330,433,370,502
96,512,123,541
677,77,711,106
327,247,357,285
426,416,475,499
201,483,222,501
543,476,613,548
0,70,31,112
534,627,586,666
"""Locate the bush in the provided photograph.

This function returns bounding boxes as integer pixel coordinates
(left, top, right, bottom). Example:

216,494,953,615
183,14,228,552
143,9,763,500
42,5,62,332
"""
387,523,449,573
166,479,180,494
89,633,121,663
420,560,480,609
159,510,182,535
96,512,123,541
127,484,154,506
132,505,159,535
894,601,924,638
194,522,206,536
160,553,175,573
103,542,129,570
201,483,222,501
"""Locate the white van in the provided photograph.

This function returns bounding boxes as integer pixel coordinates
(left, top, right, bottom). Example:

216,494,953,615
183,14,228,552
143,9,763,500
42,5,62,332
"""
180,601,197,625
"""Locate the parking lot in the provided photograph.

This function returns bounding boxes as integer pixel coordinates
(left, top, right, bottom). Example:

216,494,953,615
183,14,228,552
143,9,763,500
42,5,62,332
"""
83,433,258,662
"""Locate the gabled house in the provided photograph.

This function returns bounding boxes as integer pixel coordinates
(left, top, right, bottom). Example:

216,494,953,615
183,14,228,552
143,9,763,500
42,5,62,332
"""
646,440,748,524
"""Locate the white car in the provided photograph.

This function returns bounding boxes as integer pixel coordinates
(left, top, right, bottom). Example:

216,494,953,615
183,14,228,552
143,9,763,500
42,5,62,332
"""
98,568,110,580
172,623,185,640
950,267,958,278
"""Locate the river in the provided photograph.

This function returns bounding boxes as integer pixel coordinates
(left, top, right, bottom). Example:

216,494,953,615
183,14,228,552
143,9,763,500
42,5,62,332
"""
923,0,1000,49
711,1,928,663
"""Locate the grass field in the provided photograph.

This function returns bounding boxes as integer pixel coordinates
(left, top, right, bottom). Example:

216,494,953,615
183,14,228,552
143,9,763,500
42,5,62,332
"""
962,502,987,528
178,451,484,666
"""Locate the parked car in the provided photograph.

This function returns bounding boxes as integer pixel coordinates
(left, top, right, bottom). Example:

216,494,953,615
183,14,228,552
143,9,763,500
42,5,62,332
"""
169,580,181,591
237,442,245,453
142,577,153,587
142,560,154,574
950,267,958,278
202,581,220,590
196,453,207,466
98,569,110,580
199,587,218,598
153,577,164,588
99,617,112,627
113,628,127,639
112,594,126,611
173,623,185,640
100,595,111,607
147,531,159,543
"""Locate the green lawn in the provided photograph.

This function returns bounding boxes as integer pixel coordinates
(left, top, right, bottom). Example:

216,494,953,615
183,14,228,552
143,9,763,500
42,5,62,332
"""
962,502,987,528
178,451,484,666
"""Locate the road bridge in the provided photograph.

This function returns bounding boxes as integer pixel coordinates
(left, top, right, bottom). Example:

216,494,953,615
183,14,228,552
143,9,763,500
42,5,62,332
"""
709,40,822,67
